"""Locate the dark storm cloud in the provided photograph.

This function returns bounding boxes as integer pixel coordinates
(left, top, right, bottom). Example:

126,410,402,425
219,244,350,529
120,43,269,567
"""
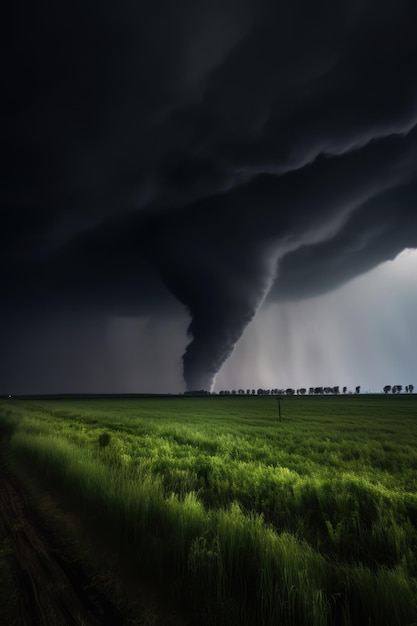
2,0,417,390
270,180,417,301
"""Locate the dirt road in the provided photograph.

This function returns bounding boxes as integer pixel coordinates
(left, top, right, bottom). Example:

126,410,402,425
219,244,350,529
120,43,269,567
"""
0,440,127,625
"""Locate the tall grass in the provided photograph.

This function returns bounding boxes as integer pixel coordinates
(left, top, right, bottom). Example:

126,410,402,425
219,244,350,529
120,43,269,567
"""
1,395,417,625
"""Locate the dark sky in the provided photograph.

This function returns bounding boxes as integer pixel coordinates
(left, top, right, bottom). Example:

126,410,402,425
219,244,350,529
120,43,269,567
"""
2,0,417,393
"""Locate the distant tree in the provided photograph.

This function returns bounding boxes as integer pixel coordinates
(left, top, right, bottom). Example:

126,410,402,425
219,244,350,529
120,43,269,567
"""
238,389,244,395
343,386,347,394
383,385,391,394
396,385,403,394
314,387,324,395
309,387,314,395
252,389,256,395
334,386,340,395
299,388,307,395
257,388,264,396
392,385,397,394
246,389,251,395
285,388,295,395
355,386,360,394
409,384,414,393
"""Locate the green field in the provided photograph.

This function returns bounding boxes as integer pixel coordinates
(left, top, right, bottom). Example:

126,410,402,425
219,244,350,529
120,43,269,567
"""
1,395,417,625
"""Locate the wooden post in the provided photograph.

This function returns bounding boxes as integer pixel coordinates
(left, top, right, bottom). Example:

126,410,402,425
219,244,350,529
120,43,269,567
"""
277,396,282,422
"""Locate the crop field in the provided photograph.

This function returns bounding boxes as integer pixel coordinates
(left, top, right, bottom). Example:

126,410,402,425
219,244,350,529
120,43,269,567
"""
1,394,417,625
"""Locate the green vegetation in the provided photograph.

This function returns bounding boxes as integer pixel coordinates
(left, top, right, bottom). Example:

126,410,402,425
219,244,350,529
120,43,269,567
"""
1,394,417,625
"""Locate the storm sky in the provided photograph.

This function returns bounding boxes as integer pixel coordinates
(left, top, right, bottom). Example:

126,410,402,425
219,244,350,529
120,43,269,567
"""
2,0,416,393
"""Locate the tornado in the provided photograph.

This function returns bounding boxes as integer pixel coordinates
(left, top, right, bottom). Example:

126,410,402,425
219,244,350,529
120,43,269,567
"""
152,220,277,391
181,265,277,391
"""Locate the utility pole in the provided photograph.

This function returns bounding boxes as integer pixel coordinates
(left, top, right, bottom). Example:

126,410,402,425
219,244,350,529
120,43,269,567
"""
277,395,283,422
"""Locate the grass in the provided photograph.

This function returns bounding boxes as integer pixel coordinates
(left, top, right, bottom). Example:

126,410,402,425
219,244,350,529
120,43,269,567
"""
1,394,416,625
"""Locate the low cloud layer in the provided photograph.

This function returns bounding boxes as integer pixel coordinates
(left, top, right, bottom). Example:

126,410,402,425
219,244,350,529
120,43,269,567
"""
2,0,417,391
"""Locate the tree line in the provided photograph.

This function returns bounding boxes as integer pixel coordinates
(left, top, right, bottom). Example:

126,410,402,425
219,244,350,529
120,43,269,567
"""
218,386,355,396
383,384,414,394
185,384,414,396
